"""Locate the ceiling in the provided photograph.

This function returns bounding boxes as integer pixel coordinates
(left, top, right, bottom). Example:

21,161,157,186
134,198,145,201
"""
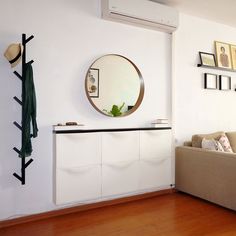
151,0,236,28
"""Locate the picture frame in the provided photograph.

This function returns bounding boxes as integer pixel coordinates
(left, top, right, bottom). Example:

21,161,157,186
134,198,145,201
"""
199,52,216,67
87,68,99,98
204,73,218,90
219,75,231,91
215,41,232,69
230,44,236,70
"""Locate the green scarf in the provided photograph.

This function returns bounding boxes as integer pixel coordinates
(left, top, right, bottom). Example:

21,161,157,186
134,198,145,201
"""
20,63,38,157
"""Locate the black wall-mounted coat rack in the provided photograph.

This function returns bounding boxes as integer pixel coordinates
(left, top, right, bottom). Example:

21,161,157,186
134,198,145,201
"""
13,33,34,185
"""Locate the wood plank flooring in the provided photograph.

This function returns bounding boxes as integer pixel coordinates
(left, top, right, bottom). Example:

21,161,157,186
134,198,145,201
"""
1,192,236,236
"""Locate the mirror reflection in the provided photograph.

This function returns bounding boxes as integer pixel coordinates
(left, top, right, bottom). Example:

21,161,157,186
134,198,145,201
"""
85,54,144,117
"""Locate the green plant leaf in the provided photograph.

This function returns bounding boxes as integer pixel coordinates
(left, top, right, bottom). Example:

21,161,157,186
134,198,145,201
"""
103,102,125,117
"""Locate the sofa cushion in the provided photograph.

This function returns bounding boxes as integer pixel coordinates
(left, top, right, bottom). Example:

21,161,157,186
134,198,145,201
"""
226,132,236,153
192,131,225,148
183,141,192,146
202,138,224,151
218,135,233,153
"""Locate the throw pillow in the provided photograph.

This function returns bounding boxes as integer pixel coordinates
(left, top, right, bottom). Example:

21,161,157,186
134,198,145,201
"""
218,135,233,153
225,132,236,153
192,131,225,148
201,138,224,151
215,140,225,152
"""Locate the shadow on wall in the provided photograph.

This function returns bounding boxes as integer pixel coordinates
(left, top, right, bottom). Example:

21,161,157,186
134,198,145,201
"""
60,0,100,18
0,125,52,188
0,33,23,188
0,126,54,220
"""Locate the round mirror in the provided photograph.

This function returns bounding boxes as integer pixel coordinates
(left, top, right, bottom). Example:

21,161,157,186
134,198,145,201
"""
85,54,144,117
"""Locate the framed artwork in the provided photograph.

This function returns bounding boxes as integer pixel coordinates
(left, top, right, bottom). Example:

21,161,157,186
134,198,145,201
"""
199,52,216,67
219,75,231,90
87,68,99,98
230,44,236,70
215,41,232,69
204,73,217,90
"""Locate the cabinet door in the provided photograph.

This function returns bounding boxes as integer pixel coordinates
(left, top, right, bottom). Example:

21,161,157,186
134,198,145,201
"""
139,130,172,190
102,131,139,163
55,165,101,204
102,161,139,197
139,158,172,190
56,133,101,168
140,130,172,160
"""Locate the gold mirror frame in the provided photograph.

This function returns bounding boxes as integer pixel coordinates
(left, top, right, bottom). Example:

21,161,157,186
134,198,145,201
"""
85,54,144,117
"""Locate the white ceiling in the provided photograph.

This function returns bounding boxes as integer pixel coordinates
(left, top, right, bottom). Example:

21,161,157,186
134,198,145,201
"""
151,0,236,28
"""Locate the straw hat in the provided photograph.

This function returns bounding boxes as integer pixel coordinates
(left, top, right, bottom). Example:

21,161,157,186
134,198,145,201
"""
4,43,24,68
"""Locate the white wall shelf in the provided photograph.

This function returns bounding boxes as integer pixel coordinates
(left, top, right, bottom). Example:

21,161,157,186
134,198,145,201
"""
53,126,172,133
197,64,236,73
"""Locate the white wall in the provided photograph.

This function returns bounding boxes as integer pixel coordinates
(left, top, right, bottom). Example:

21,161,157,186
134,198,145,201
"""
0,0,171,220
174,13,236,145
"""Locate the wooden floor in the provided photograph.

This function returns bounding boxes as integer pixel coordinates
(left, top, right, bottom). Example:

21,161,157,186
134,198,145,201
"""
1,192,236,236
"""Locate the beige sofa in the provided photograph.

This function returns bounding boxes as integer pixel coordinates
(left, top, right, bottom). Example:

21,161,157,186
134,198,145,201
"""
175,131,236,211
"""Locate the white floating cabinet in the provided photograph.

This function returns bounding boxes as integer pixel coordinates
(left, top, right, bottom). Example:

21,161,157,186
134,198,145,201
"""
139,129,172,190
102,160,139,197
140,130,172,160
54,132,102,204
53,127,172,205
56,133,101,168
102,131,139,163
139,158,172,191
56,165,102,204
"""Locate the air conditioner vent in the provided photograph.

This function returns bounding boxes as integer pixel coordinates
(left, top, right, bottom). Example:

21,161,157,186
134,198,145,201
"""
101,0,179,33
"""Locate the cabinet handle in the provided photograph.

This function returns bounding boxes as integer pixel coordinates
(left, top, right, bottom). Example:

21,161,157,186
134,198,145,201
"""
140,130,170,136
141,157,170,164
103,161,136,169
103,131,138,138
61,133,100,141
59,165,96,174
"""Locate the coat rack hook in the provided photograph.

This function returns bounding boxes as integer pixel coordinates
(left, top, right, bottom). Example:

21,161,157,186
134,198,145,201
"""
13,121,22,131
13,96,22,105
25,35,34,44
27,60,34,65
13,147,22,156
13,173,23,182
24,159,33,169
13,71,22,80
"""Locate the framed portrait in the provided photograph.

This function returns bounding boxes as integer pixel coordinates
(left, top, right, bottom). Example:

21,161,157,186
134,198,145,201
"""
199,52,216,67
230,44,236,70
219,75,231,90
87,68,99,98
204,73,217,90
215,41,232,69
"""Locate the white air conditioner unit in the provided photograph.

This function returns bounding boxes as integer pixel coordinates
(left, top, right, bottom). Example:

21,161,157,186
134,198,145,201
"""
101,0,179,33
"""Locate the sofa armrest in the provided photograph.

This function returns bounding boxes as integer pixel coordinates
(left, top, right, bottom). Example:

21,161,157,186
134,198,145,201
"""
175,146,236,210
